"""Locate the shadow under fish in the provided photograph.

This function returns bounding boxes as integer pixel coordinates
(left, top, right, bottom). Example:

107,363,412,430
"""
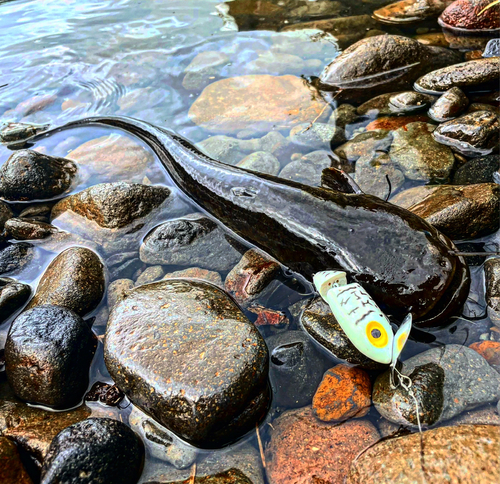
30,116,470,328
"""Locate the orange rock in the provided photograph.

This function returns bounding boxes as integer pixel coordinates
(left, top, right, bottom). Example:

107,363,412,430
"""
469,341,500,371
188,75,330,134
265,406,379,484
366,114,429,131
313,364,372,422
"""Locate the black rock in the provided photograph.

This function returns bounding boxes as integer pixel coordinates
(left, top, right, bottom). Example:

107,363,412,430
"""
40,418,144,484
140,213,241,272
0,277,31,324
5,218,58,240
452,154,500,185
104,279,270,448
0,201,13,231
357,91,436,116
483,39,500,58
266,330,330,408
5,305,97,408
0,242,36,276
84,382,125,407
0,149,77,201
428,87,469,122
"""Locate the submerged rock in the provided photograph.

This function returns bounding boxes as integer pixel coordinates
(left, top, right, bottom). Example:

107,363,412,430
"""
373,345,500,427
40,418,144,484
5,218,58,240
485,257,500,327
279,151,332,186
162,267,223,287
5,305,97,408
319,35,460,101
348,425,500,484
0,242,36,276
433,110,499,156
0,436,33,484
265,406,379,484
0,277,31,323
428,86,469,121
27,247,105,317
389,122,455,182
452,154,499,184
189,75,329,134
408,183,500,239
236,151,280,175
267,330,329,408
104,279,270,448
182,51,229,91
373,0,454,25
415,58,500,94
289,122,344,149
0,150,77,202
357,91,436,116
140,214,241,272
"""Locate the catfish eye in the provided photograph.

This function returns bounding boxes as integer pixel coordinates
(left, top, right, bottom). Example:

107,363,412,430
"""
371,328,381,339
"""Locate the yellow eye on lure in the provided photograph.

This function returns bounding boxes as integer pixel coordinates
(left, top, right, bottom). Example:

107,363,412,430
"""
313,270,412,367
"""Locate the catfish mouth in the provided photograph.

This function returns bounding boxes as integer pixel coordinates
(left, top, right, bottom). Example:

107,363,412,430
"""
413,254,470,329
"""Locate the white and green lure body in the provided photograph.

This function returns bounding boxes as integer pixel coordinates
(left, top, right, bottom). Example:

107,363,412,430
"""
313,270,412,366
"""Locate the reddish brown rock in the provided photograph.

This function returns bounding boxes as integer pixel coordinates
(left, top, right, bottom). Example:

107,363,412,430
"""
312,365,372,422
163,267,223,287
374,0,454,25
470,341,500,372
224,249,280,306
365,114,429,131
265,406,379,484
188,75,330,134
0,436,33,484
348,425,500,484
6,94,57,117
247,305,289,326
439,0,500,33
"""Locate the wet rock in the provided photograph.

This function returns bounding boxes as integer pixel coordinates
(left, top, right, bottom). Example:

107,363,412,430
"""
470,341,500,373
66,134,155,183
0,277,31,323
51,182,171,253
467,102,500,115
328,103,358,128
415,31,450,47
428,86,469,121
140,214,241,272
224,248,280,307
182,51,229,91
135,265,165,286
0,380,91,466
373,0,454,25
373,345,500,427
27,247,105,316
366,114,430,131
0,242,36,276
247,305,289,327
84,382,125,407
300,297,386,369
433,110,499,156
104,279,270,448
0,436,33,484
189,75,330,134
40,418,144,484
0,150,77,202
484,38,500,57
357,91,436,116
448,404,500,425
334,130,393,172
5,218,58,240
18,203,53,223
415,58,500,94
0,122,49,144
0,201,13,230
129,407,197,469
354,152,405,199
348,425,500,484
6,94,57,118
5,305,97,408
163,267,223,287
485,257,500,326
197,131,290,165
246,51,306,76
290,122,344,149
265,406,379,484
267,330,329,408
389,184,439,207
452,153,499,184
107,279,134,311
408,183,500,239
279,151,332,186
389,122,455,182
319,34,460,101
313,364,371,422
439,0,500,33
236,151,280,175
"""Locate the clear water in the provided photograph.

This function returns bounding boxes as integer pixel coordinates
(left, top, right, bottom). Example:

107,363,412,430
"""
0,0,497,483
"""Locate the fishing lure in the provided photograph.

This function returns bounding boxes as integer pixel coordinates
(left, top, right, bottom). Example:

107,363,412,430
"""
313,270,412,367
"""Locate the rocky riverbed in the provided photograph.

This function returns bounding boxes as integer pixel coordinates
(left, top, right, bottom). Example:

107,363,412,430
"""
0,0,500,483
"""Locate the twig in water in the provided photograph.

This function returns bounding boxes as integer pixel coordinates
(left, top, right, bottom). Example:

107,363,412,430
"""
302,89,343,133
189,462,197,484
256,423,266,469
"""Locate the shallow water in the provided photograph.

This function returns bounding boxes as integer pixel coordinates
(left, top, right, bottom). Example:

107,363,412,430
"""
0,0,498,482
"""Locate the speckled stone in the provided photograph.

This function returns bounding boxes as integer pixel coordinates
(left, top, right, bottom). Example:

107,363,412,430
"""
26,247,105,317
5,218,58,240
0,436,33,484
107,278,134,311
300,297,385,370
428,86,469,122
357,91,435,116
452,154,499,184
485,257,500,327
0,277,31,323
40,418,144,484
348,425,500,484
135,265,165,286
470,341,500,373
104,279,270,448
0,242,37,276
162,267,223,287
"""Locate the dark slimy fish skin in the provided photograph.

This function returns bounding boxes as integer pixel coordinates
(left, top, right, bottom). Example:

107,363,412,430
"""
33,116,470,328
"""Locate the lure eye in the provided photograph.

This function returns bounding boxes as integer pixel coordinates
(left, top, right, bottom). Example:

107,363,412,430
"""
366,321,389,348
